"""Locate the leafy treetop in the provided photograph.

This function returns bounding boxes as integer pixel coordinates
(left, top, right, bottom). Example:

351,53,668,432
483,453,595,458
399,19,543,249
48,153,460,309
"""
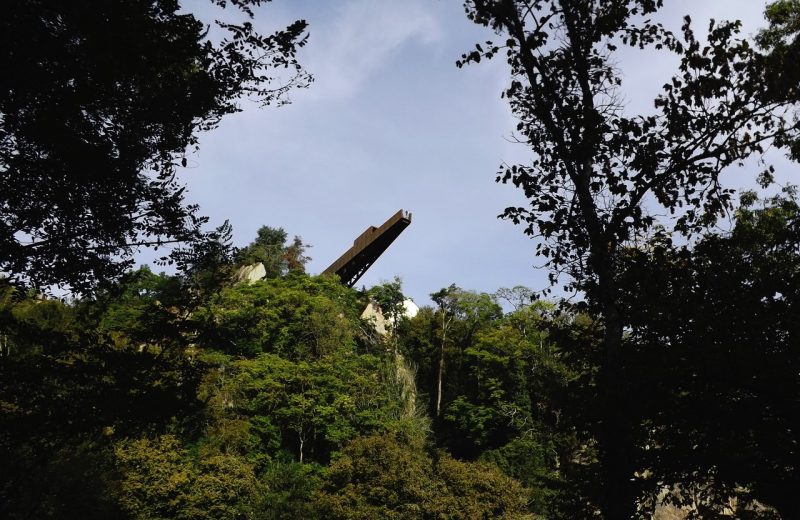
0,0,311,294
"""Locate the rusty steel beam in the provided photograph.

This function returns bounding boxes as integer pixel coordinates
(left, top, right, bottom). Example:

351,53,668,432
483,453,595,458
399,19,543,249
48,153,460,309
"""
322,209,412,287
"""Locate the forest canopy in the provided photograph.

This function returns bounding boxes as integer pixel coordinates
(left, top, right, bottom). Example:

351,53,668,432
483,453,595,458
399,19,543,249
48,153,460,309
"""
1,1,799,519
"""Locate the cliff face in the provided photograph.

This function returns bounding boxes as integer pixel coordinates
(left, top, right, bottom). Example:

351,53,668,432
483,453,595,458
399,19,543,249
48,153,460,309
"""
360,299,419,336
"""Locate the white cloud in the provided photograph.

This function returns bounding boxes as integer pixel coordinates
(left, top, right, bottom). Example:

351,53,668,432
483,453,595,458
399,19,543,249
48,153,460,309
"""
306,0,442,99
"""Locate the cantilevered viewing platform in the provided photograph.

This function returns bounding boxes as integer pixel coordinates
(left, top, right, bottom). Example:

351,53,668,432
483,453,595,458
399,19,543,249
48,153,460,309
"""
322,209,411,287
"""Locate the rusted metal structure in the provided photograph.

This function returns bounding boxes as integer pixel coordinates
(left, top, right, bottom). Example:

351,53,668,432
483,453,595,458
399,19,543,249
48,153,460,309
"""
322,209,411,287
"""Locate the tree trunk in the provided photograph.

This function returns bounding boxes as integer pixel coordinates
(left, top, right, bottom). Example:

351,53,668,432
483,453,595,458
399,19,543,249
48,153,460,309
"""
436,336,445,417
436,313,450,418
299,432,304,463
596,267,638,520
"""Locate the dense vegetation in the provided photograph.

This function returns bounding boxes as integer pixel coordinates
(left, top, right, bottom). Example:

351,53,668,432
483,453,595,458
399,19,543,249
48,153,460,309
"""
0,231,536,519
2,0,800,518
2,195,798,518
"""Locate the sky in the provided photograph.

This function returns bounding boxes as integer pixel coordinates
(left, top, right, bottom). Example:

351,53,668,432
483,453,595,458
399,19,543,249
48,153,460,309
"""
168,0,787,307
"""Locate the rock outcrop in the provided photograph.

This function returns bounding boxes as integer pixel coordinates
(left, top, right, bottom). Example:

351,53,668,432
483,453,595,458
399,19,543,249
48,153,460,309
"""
233,263,266,284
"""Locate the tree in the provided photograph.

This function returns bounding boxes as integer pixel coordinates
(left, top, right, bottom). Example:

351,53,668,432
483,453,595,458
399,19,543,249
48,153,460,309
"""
313,429,534,519
616,191,800,517
114,435,261,520
0,285,207,519
0,0,311,294
430,285,464,418
368,277,407,349
429,285,501,419
403,297,589,516
460,0,800,517
212,352,404,465
442,301,556,455
196,274,360,358
757,0,800,127
235,226,311,277
495,285,534,312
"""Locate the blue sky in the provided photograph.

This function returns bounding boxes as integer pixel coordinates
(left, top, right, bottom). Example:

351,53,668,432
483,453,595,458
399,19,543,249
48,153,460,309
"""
172,0,786,306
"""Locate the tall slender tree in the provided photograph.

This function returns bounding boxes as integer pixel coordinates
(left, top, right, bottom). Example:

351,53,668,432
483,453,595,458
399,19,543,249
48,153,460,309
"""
460,0,800,516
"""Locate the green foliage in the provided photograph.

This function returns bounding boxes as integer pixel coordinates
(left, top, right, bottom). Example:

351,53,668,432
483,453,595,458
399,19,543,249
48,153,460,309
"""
404,286,525,446
1,257,626,520
196,274,361,358
0,289,207,519
2,292,80,357
256,461,322,519
759,0,800,51
93,266,187,351
314,430,534,519
1,267,424,518
0,0,310,293
419,285,504,421
449,308,587,514
314,429,435,519
758,0,800,123
401,293,590,516
432,455,533,519
441,309,549,453
368,277,406,324
114,435,260,520
236,226,311,277
430,286,503,353
202,351,406,465
481,438,561,518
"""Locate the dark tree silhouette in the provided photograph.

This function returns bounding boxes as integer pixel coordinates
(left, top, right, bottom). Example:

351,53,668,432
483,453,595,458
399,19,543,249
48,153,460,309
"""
0,0,311,294
618,191,800,517
460,0,800,516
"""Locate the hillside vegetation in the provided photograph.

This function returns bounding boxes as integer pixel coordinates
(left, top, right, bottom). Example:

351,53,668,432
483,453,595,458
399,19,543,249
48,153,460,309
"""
2,196,799,518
